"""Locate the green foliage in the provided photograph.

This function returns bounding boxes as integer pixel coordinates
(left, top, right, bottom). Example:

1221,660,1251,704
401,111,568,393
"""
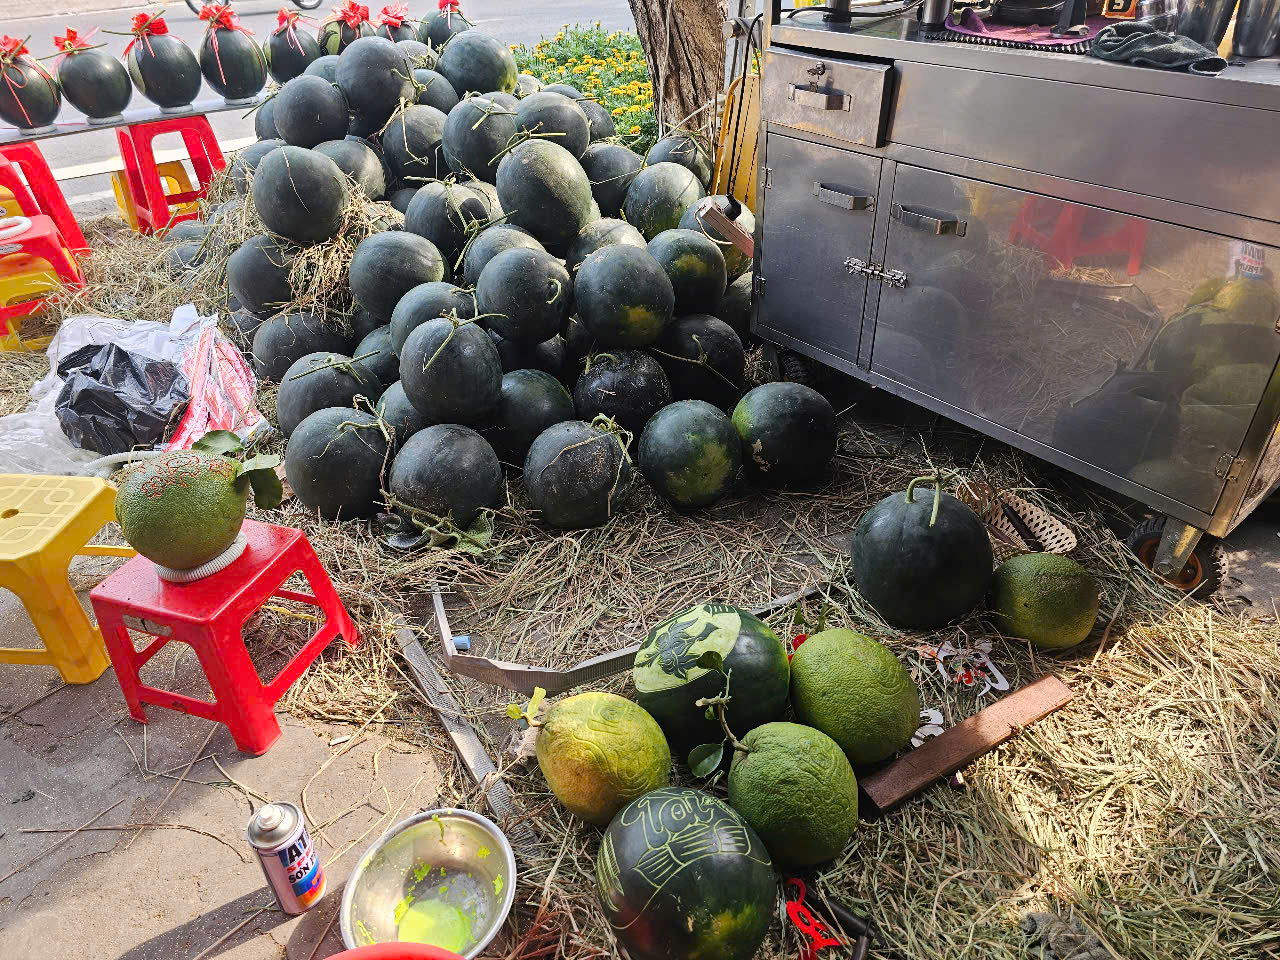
511,22,658,155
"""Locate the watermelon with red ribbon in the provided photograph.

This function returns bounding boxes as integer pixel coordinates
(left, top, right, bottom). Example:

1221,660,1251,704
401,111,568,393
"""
375,3,417,43
0,36,61,132
317,0,374,55
123,13,202,111
265,9,320,84
198,5,267,103
418,0,471,49
54,27,131,123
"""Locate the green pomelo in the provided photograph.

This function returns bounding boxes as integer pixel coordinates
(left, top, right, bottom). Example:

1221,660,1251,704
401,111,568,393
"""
789,628,921,766
991,553,1100,650
597,787,775,960
633,603,788,746
535,692,670,825
727,721,858,867
115,450,247,570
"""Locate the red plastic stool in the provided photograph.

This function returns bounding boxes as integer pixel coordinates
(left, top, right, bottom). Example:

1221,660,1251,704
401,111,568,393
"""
0,214,85,328
1008,197,1148,277
0,145,88,253
115,114,226,234
90,519,359,755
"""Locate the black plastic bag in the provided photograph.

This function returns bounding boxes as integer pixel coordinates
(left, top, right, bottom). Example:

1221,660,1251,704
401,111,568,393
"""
54,343,190,455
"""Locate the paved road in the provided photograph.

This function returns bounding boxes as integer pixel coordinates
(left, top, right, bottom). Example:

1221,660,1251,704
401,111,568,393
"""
1,0,634,214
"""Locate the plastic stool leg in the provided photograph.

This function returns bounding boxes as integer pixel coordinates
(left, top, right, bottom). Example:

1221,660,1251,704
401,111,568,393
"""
122,129,170,235
94,607,149,722
192,622,282,755
0,143,88,253
180,129,216,191
298,547,359,649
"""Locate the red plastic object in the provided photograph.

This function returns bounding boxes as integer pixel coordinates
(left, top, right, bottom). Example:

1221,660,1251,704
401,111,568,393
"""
331,946,466,960
1008,197,1147,277
90,519,359,755
0,143,88,253
0,212,85,327
115,114,226,234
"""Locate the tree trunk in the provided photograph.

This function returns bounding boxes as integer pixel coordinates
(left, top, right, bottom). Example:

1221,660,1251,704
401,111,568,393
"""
628,0,727,137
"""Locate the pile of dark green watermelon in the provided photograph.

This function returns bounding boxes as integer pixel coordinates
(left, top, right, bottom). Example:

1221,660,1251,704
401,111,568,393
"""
182,10,841,536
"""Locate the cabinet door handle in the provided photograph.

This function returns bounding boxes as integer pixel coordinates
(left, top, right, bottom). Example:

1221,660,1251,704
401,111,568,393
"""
790,85,851,111
813,182,873,211
891,203,968,237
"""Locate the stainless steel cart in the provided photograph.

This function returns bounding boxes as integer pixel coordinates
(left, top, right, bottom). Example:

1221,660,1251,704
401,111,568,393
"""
753,5,1280,592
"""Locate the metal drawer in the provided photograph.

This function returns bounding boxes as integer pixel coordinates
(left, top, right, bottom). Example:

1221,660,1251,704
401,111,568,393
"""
761,49,892,148
755,133,882,365
867,164,1280,515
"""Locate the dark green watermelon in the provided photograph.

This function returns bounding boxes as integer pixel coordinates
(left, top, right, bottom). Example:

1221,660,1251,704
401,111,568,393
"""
376,380,433,445
354,326,400,386
638,401,742,511
580,142,644,219
277,351,384,436
388,186,418,213
314,139,386,199
495,139,594,253
655,315,744,411
461,224,543,288
199,25,267,102
562,315,596,370
349,232,446,320
317,12,374,56
348,306,386,343
396,40,433,65
380,104,448,186
230,139,284,196
165,221,209,244
514,73,542,97
388,424,501,528
576,245,674,348
442,95,518,183
489,331,566,379
523,419,634,529
463,179,503,219
375,17,419,44
625,162,707,240
597,787,776,960
227,233,297,317
680,196,756,280
477,248,571,345
515,92,590,159
716,273,753,342
647,134,714,188
390,281,477,353
231,308,266,346
251,146,347,243
413,68,459,113
403,180,489,265
633,603,787,743
850,478,994,629
540,83,583,99
436,31,517,96
481,369,574,463
565,218,646,276
418,9,471,48
285,407,390,519
273,75,350,147
266,14,321,83
648,229,727,316
336,37,414,128
56,48,130,123
252,312,351,382
126,33,201,111
399,317,502,422
165,239,206,277
731,383,836,484
573,350,670,436
579,98,616,143
254,96,279,139
303,54,340,82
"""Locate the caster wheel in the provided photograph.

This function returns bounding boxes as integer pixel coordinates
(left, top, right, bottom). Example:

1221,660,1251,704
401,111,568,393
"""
1127,516,1225,599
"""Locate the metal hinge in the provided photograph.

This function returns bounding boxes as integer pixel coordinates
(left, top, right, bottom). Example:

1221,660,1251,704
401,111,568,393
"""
1215,454,1246,481
763,166,773,189
755,276,766,297
844,258,908,288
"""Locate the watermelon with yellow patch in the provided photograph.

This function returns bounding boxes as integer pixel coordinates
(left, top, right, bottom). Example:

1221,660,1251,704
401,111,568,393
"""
637,400,741,510
597,787,776,960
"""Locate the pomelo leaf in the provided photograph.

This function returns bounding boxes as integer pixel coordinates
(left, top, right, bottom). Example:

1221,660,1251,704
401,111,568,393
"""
689,741,725,778
192,430,244,456
239,457,284,509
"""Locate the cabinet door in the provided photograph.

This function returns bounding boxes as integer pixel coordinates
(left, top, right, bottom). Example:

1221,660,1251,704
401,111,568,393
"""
756,133,881,366
869,164,1280,514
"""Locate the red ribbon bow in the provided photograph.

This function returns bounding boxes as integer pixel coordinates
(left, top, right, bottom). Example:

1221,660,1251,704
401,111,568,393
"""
198,4,240,31
439,0,460,9
123,13,168,60
325,0,370,28
0,35,30,61
276,8,301,30
53,27,93,52
378,2,409,28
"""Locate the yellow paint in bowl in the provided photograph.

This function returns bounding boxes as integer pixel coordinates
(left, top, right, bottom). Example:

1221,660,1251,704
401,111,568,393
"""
396,898,475,951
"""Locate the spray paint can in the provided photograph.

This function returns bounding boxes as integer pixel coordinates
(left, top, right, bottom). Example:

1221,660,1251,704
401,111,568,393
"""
247,802,326,914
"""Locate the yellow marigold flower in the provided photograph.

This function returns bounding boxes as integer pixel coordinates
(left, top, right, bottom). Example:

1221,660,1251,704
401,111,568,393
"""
509,43,519,50
611,107,624,116
628,104,644,113
629,125,641,134
573,65,588,74
545,57,556,64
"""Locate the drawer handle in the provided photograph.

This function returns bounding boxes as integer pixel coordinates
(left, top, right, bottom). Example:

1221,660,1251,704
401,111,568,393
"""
812,182,873,211
790,85,851,111
891,203,968,237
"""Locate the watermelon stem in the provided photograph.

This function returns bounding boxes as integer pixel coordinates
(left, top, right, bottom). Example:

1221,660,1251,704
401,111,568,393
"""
649,336,744,394
286,350,378,381
694,668,750,756
905,474,943,528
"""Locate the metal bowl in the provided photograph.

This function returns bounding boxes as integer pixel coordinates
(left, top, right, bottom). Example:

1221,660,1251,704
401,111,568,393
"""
340,808,516,956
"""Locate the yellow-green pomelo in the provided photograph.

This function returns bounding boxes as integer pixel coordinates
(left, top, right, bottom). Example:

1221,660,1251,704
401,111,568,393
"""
991,553,1100,650
115,450,247,570
535,692,671,825
727,721,858,868
789,628,921,767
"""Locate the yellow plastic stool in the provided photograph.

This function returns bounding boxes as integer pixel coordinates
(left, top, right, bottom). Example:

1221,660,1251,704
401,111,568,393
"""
0,476,135,684
112,161,199,233
0,186,20,218
0,252,63,351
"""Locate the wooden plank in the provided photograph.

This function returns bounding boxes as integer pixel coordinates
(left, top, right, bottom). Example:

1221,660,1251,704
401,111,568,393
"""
861,674,1073,813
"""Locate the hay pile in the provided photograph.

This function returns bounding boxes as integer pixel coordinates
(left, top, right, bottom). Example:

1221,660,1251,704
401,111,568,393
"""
5,220,1277,960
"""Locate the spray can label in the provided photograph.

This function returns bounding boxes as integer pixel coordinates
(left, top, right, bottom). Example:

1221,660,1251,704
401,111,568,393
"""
277,832,325,910
247,802,326,915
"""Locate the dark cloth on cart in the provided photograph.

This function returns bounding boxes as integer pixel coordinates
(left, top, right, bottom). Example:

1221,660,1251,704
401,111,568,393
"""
1091,21,1227,75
